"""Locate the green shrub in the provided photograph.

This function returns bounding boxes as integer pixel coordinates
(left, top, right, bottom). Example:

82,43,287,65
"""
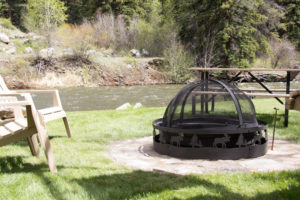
23,0,67,46
136,0,176,56
124,57,137,66
163,39,193,83
0,18,16,30
12,58,33,80
15,40,26,53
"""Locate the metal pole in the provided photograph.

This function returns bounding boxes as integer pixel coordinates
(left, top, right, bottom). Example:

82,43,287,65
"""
200,72,204,114
284,71,291,127
272,107,279,150
205,72,209,113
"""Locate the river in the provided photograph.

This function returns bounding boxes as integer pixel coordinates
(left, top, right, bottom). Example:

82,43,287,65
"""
31,82,300,111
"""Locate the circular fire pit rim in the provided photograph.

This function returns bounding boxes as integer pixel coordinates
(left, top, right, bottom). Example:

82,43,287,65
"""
153,118,268,135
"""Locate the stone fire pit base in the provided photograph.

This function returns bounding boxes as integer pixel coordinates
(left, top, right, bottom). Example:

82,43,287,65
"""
107,137,300,175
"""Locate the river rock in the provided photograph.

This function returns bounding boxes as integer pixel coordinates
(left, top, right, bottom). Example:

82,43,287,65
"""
142,49,149,56
63,48,73,56
116,103,131,110
20,39,30,44
130,49,141,57
127,64,133,70
32,35,42,41
0,33,9,44
133,103,142,109
39,48,55,58
6,46,16,54
86,49,96,55
25,47,33,53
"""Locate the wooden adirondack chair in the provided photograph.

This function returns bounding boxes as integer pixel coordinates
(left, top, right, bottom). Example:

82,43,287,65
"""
0,75,71,138
0,93,57,172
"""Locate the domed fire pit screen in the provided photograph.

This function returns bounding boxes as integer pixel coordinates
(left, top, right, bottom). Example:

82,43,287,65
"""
153,79,268,159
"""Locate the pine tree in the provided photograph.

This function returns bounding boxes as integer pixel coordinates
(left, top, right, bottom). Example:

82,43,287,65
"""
0,0,26,27
276,0,300,49
173,0,284,68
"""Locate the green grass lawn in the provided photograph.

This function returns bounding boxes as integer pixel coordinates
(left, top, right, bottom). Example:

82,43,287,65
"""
0,98,299,199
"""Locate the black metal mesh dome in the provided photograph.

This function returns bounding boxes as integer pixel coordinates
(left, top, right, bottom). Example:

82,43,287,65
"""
163,79,258,129
152,79,268,159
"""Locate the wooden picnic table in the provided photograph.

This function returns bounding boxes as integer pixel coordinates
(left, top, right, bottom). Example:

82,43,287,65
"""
189,67,300,127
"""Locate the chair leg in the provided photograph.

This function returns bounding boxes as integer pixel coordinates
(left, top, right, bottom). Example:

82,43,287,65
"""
24,94,57,172
36,115,57,173
63,117,72,138
27,135,40,157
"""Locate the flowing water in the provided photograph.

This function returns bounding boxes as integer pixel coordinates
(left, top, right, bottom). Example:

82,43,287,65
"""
32,81,300,111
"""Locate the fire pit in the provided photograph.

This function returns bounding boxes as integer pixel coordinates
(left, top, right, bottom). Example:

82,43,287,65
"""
152,79,268,159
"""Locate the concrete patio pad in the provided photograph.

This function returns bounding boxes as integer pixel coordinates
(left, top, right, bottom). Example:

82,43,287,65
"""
107,137,300,175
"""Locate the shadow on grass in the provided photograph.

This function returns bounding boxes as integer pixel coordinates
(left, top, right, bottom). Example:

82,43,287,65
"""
0,155,299,200
186,183,300,200
74,170,300,200
0,156,70,200
74,171,242,199
7,135,66,147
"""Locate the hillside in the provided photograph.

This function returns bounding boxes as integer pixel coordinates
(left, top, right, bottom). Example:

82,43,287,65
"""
0,20,171,88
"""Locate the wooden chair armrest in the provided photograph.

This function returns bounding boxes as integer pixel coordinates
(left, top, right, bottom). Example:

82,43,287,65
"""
0,100,31,107
0,92,23,97
13,89,58,94
13,89,63,107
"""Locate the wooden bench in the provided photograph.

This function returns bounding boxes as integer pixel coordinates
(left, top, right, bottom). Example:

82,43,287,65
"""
240,88,296,93
193,91,290,98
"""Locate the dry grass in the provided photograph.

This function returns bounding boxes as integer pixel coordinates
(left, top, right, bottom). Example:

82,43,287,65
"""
28,72,84,88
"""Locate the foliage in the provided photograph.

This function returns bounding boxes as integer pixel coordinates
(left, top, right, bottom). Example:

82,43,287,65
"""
23,0,67,45
0,0,26,29
174,0,285,68
12,58,32,78
270,37,297,68
57,3,177,57
0,17,16,29
136,0,178,56
276,0,300,49
62,0,151,24
163,38,193,83
93,12,137,50
56,23,92,62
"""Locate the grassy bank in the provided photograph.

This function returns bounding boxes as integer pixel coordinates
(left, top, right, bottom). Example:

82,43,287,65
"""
0,98,299,199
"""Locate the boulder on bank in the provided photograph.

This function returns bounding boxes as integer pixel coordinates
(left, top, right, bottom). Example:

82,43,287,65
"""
25,47,33,53
0,33,9,44
116,103,131,110
130,49,141,57
142,49,149,56
133,103,142,109
6,46,16,54
39,48,55,59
